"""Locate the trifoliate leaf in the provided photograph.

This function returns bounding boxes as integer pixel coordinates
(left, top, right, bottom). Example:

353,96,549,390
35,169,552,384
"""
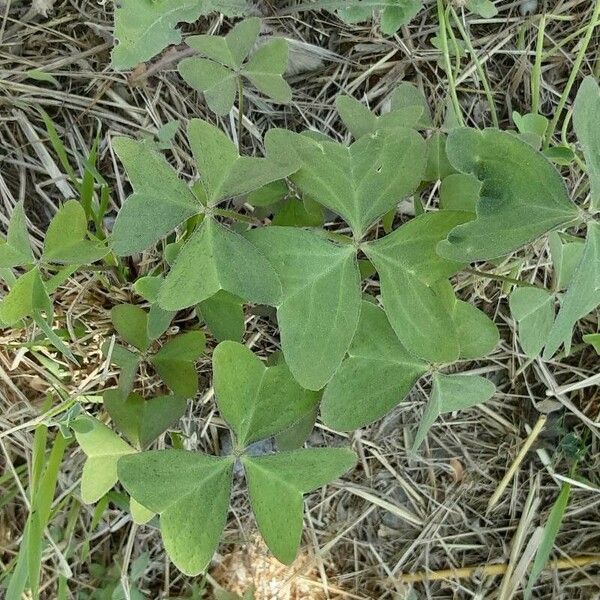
0,201,34,268
242,448,356,564
118,450,234,575
187,119,299,206
73,415,135,504
104,389,187,449
112,137,199,256
412,373,495,450
111,304,151,353
111,0,249,70
179,20,291,115
0,267,52,326
150,330,206,397
197,290,245,342
158,217,282,311
42,200,108,264
321,301,428,430
335,95,423,139
574,76,600,213
245,226,361,390
213,341,320,447
267,128,426,239
437,128,579,262
543,222,600,358
509,287,555,358
439,173,480,213
548,232,585,292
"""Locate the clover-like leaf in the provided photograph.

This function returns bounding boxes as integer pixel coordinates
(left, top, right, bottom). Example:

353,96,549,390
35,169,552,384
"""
150,330,206,397
335,94,424,139
42,200,109,264
242,448,356,564
412,373,496,450
198,290,245,342
111,304,151,352
267,128,426,239
213,341,319,447
548,232,585,292
543,221,600,358
111,0,249,70
364,212,470,362
245,226,362,390
0,201,34,268
158,217,282,311
112,137,199,256
321,301,428,431
73,415,135,504
574,76,600,213
0,267,52,326
179,19,291,115
389,82,432,127
451,298,499,359
437,128,580,262
118,450,234,575
104,389,187,449
509,287,555,358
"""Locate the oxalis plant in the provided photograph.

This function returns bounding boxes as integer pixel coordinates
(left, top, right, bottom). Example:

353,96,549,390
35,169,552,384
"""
3,16,600,587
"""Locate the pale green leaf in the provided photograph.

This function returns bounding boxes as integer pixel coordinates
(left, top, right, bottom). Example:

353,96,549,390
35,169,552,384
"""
42,200,109,264
424,132,455,182
104,390,187,449
118,450,234,575
412,373,495,450
242,448,356,564
509,287,555,357
466,0,498,17
243,39,291,103
583,333,600,354
321,301,427,430
0,201,34,268
245,226,361,390
112,137,199,255
451,298,499,359
147,304,175,341
268,128,426,238
247,180,288,207
187,119,300,206
389,82,432,127
439,173,480,213
437,128,579,262
543,222,600,358
130,497,155,525
73,415,135,504
197,290,245,342
213,341,319,446
111,0,249,70
0,267,52,326
158,217,282,310
275,405,319,451
107,344,141,399
548,232,585,291
111,304,151,352
573,76,600,213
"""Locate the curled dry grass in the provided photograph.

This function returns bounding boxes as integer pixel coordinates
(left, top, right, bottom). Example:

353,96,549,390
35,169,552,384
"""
1,0,600,597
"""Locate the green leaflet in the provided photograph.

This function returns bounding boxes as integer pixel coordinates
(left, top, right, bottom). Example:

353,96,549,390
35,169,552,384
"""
242,448,356,564
104,389,187,449
389,82,433,128
509,287,555,358
130,497,155,525
158,217,282,310
335,95,424,138
73,416,135,504
212,341,320,447
583,333,600,354
111,304,151,352
424,132,455,182
451,298,499,359
118,450,234,575
573,77,600,213
197,290,245,342
543,222,600,358
0,201,34,268
179,19,291,115
439,173,480,213
321,301,428,431
111,0,249,70
548,232,585,291
42,200,109,264
438,128,580,262
412,373,496,450
267,127,426,239
245,226,362,390
112,137,199,256
364,212,471,363
0,267,52,326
